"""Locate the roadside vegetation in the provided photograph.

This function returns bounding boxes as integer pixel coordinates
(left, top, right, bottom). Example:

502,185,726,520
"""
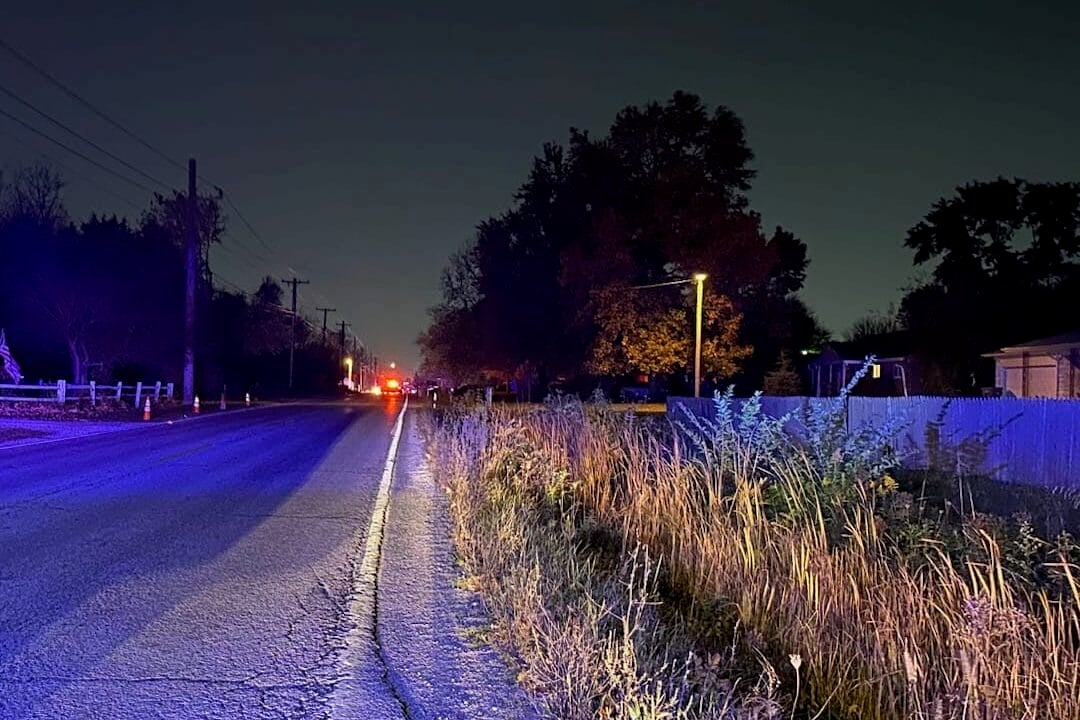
427,376,1080,719
0,397,170,421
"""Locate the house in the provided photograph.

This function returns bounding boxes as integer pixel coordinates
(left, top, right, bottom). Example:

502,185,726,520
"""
983,330,1080,398
808,331,921,397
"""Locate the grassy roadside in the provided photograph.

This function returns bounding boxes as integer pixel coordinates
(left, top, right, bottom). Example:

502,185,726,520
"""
428,405,776,719
0,397,265,422
0,427,50,443
426,392,1080,719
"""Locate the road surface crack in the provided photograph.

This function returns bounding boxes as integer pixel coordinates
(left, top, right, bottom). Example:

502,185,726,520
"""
331,399,415,720
367,491,415,720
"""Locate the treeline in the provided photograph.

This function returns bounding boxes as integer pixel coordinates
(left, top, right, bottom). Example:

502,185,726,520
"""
422,91,1080,397
419,91,827,395
894,178,1080,392
0,165,347,396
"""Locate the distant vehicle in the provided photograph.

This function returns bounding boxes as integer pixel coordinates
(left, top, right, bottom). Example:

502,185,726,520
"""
380,377,404,396
620,385,651,403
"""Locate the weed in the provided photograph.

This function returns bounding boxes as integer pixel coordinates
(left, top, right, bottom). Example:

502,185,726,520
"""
428,388,1080,719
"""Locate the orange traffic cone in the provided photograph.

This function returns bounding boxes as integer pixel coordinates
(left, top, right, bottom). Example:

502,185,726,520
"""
193,395,200,414
143,397,151,421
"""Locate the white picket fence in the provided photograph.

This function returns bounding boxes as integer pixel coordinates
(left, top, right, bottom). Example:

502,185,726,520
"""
0,380,174,408
668,394,1080,491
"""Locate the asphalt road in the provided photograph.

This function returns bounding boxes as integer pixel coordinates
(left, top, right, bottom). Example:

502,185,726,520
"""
0,400,533,719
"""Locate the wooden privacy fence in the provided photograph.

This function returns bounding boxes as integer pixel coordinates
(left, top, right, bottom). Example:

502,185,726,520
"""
0,381,174,407
668,395,1080,490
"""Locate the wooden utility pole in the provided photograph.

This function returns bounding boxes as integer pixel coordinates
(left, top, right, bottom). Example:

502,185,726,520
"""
316,307,336,342
281,276,310,390
183,158,197,405
338,320,351,358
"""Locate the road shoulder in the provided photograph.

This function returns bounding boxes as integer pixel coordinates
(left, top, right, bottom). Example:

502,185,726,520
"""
377,409,538,720
0,417,140,449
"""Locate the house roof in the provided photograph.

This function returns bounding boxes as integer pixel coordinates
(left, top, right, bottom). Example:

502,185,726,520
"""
984,329,1080,358
815,330,914,362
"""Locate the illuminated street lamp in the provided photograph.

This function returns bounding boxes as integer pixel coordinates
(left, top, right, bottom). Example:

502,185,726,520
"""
344,356,353,389
389,362,396,370
693,273,707,398
628,273,710,397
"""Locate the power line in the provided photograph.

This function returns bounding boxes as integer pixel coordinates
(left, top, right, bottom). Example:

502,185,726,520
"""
0,82,173,190
0,36,358,349
214,274,248,296
1,38,252,232
2,85,272,278
219,228,272,267
212,240,265,275
0,36,187,173
50,162,144,214
0,106,156,194
220,191,276,258
10,141,147,215
0,38,268,239
629,278,694,290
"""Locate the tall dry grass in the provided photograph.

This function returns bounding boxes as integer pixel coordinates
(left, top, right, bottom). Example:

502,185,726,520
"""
430,398,1080,719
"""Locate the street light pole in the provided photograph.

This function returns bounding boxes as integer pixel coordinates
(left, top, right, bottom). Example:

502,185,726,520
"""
693,273,707,398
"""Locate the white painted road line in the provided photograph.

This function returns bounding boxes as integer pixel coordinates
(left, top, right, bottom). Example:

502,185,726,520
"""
332,398,410,718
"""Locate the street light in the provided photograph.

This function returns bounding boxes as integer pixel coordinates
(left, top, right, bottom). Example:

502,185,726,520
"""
693,273,707,398
627,273,710,397
344,356,353,389
389,361,396,370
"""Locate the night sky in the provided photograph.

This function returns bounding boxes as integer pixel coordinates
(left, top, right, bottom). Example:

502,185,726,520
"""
2,1,1078,372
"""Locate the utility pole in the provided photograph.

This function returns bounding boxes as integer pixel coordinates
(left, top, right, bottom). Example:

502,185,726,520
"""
338,320,351,358
316,307,336,342
357,344,365,390
281,276,310,390
183,158,198,406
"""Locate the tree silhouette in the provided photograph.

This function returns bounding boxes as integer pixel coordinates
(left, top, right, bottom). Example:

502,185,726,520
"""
0,164,68,231
901,178,1080,392
845,305,901,342
421,91,812,387
763,350,803,395
0,164,340,394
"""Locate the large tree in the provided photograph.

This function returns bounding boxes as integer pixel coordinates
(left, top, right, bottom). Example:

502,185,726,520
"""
900,178,1080,392
588,283,749,378
244,277,292,356
417,247,483,383
142,189,225,283
421,91,813,388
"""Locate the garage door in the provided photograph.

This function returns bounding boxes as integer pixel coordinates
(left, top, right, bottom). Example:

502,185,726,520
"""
1005,363,1057,397
1027,364,1058,397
